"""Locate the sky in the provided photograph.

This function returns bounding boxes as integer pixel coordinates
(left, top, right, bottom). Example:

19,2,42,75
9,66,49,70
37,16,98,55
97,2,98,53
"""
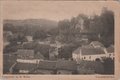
1,1,116,21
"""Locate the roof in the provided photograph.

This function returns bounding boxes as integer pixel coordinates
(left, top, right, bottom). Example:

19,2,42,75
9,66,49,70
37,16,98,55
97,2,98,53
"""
56,60,77,71
81,48,105,55
16,49,34,59
82,45,94,48
23,42,37,49
106,46,114,53
34,52,45,59
14,62,37,71
37,61,56,70
73,47,81,54
73,45,94,54
90,41,104,47
16,49,34,54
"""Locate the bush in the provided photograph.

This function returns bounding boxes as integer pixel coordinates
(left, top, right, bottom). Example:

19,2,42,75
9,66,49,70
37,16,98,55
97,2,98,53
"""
102,58,114,74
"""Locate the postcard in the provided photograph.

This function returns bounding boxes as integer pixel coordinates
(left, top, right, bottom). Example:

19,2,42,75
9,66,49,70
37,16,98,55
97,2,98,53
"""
0,1,120,80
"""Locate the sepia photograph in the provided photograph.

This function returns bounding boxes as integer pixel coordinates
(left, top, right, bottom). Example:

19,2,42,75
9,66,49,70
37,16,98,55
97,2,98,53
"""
1,2,120,80
2,1,115,75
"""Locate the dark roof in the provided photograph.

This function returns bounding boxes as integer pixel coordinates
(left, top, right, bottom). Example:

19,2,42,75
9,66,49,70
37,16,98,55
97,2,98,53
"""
73,45,94,54
16,49,34,54
81,48,105,55
56,60,77,71
38,61,56,70
34,52,45,59
106,46,114,53
14,62,37,71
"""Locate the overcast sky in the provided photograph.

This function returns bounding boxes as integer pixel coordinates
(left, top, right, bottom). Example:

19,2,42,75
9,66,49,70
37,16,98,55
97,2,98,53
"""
1,1,115,21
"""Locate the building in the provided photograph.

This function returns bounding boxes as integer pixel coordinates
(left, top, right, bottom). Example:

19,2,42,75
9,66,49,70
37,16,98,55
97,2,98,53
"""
72,47,106,62
3,31,13,48
90,41,104,48
15,49,44,64
33,61,56,74
13,62,37,74
16,49,34,59
34,51,44,61
56,60,77,74
49,47,58,60
26,36,33,42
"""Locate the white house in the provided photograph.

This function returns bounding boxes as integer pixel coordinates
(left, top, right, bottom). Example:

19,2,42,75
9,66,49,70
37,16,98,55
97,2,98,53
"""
72,47,106,63
16,59,40,64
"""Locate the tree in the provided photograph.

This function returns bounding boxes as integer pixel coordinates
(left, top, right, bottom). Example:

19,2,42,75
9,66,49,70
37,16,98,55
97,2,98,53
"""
100,8,114,47
33,30,47,40
102,58,114,74
89,8,114,47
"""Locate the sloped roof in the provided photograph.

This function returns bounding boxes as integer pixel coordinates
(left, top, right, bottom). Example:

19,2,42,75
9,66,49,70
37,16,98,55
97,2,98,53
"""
73,47,81,54
34,52,45,59
38,61,56,70
16,49,34,59
81,48,105,55
56,60,77,71
14,62,36,71
17,49,34,54
73,45,94,54
106,46,114,53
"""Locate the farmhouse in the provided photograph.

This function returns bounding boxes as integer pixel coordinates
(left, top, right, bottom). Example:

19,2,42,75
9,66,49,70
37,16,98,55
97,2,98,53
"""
72,47,106,63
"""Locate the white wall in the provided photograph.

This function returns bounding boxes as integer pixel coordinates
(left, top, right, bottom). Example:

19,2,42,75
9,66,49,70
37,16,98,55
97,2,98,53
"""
17,59,41,64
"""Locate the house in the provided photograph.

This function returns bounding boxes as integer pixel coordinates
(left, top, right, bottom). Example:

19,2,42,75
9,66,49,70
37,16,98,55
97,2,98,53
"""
15,49,44,64
72,47,106,63
33,61,56,74
104,45,114,59
16,49,38,64
56,60,77,74
90,41,104,48
3,31,13,48
13,62,37,74
16,49,34,59
26,36,33,42
34,51,44,61
49,47,59,60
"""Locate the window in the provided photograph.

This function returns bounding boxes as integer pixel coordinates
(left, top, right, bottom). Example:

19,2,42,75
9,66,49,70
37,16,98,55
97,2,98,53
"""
84,57,86,59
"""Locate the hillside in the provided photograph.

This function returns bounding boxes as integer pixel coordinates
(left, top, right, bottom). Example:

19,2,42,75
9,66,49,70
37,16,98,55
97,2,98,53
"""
3,19,58,32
